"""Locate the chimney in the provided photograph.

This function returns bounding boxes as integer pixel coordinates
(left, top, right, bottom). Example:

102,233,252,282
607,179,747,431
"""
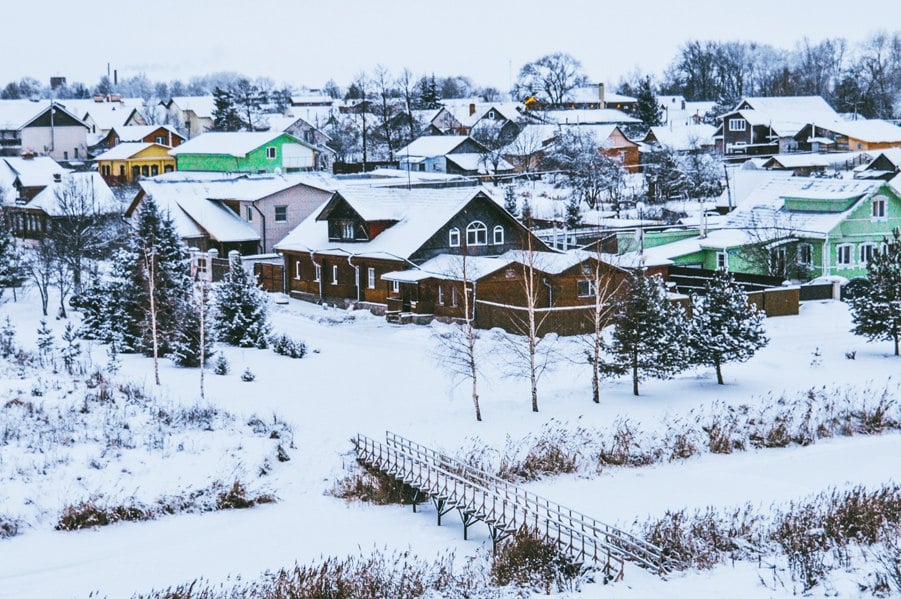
681,99,686,110
469,103,476,116
598,83,606,109
53,173,62,182
113,69,118,85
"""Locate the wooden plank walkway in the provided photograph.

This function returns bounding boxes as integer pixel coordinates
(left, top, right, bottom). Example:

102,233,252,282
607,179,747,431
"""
354,431,678,579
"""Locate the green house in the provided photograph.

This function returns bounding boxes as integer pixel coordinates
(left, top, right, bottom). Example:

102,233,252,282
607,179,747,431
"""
169,131,318,174
627,176,901,281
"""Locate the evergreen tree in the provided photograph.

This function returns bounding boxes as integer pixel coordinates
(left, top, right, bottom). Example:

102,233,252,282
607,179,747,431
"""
689,270,768,384
170,285,213,367
212,86,242,131
503,186,519,218
849,228,901,356
565,195,582,229
213,252,271,348
0,209,21,303
521,199,532,224
607,271,690,395
418,75,441,109
36,319,54,368
634,77,662,128
60,321,83,375
0,316,15,358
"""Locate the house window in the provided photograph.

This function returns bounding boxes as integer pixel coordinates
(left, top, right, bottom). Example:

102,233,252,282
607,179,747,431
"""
151,164,159,176
466,221,487,246
155,136,164,144
367,267,375,289
392,280,400,293
74,148,79,159
164,165,174,173
493,225,504,245
141,165,149,177
836,244,854,267
274,206,287,222
331,265,338,285
451,286,459,307
771,247,787,274
295,260,302,280
448,227,461,247
314,264,321,281
798,243,813,266
487,110,496,119
341,221,354,240
728,118,746,132
438,285,445,305
577,280,595,297
716,251,728,270
64,151,68,160
266,146,277,159
246,207,253,221
872,197,886,218
859,243,877,265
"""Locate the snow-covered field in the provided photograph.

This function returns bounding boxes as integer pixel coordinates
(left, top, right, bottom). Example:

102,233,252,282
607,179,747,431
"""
0,284,898,598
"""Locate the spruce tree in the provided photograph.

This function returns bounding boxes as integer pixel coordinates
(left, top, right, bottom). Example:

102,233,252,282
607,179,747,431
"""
607,271,690,396
503,186,519,218
849,228,901,356
61,321,83,375
213,252,271,348
0,209,21,303
0,316,15,357
170,287,213,368
689,270,768,384
212,86,242,131
565,195,582,229
634,77,662,128
36,319,54,368
418,75,441,109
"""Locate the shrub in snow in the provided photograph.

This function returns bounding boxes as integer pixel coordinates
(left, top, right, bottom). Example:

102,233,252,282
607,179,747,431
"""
240,367,255,382
0,316,15,358
271,333,307,359
60,322,82,375
35,319,54,368
490,527,585,593
213,353,229,375
0,516,20,539
212,252,271,349
330,459,422,506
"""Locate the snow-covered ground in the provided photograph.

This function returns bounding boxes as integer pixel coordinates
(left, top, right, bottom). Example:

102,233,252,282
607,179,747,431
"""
0,285,898,598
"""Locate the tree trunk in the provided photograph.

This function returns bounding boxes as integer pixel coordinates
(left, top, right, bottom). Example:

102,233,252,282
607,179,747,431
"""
715,356,724,385
632,350,639,396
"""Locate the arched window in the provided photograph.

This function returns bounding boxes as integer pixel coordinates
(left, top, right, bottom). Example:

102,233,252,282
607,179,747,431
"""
492,225,504,245
448,227,460,247
466,221,487,246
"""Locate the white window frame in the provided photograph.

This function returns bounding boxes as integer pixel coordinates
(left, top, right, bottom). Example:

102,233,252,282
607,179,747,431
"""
716,251,728,270
331,265,338,285
859,243,877,265
448,227,460,247
341,221,354,239
367,267,375,289
274,205,287,222
451,286,459,307
266,146,277,159
728,118,746,132
872,196,886,219
492,225,504,245
246,206,253,221
797,243,813,266
294,260,301,280
466,221,488,246
836,244,854,267
438,285,445,305
577,279,595,297
314,264,321,282
392,280,400,293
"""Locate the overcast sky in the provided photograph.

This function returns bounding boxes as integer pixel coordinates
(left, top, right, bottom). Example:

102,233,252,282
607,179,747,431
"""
2,0,895,92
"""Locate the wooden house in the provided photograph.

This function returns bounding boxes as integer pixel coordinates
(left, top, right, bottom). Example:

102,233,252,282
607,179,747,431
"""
160,96,215,138
792,120,901,154
94,142,176,184
100,125,185,150
169,131,319,174
396,135,514,176
0,100,89,162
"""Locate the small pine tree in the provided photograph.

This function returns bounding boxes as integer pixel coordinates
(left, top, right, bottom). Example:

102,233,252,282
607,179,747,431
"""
240,367,256,382
565,195,582,229
213,353,230,375
849,228,901,356
36,319,54,368
170,294,213,367
503,186,519,218
634,77,662,128
105,342,121,375
212,86,242,132
213,253,271,348
0,209,21,303
60,321,83,375
0,316,15,358
607,271,690,396
689,270,768,384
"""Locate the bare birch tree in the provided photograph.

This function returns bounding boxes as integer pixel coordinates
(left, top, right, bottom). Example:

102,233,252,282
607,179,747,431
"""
580,251,624,404
142,247,161,385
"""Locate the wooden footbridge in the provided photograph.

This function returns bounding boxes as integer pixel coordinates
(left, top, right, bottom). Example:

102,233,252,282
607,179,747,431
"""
353,431,677,580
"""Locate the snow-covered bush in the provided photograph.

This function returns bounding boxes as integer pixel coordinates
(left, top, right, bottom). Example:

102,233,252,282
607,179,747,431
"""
330,459,423,506
490,527,585,593
213,253,271,349
271,333,307,359
240,367,255,382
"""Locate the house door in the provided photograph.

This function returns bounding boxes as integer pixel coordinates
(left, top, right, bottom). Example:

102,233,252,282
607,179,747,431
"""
401,283,417,312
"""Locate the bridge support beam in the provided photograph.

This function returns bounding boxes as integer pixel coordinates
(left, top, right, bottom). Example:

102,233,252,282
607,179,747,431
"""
411,489,422,513
459,510,478,540
489,526,510,554
433,497,454,526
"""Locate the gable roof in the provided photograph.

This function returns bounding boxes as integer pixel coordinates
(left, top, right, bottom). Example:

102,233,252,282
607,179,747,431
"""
62,98,145,131
646,124,717,151
0,156,69,190
27,172,119,215
276,186,511,260
109,124,184,143
812,119,901,143
0,100,88,131
397,135,483,159
165,96,216,118
762,151,870,170
94,142,170,161
169,131,307,157
540,109,640,125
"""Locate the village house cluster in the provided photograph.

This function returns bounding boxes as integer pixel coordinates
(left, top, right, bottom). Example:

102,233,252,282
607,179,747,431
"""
1,81,900,334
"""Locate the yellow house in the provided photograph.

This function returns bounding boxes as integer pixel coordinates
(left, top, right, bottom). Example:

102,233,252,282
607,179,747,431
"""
94,142,176,184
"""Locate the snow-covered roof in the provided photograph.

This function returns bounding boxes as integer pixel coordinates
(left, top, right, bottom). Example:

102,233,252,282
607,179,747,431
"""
764,151,870,169
563,86,636,105
169,131,302,157
93,142,161,161
718,167,795,209
26,172,120,216
738,96,839,119
397,135,477,158
541,109,640,125
815,119,901,143
275,186,499,260
139,171,334,204
167,96,216,118
0,99,88,130
109,125,182,143
647,124,717,151
382,254,516,282
862,148,901,169
64,99,143,131
445,153,514,174
0,156,69,189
